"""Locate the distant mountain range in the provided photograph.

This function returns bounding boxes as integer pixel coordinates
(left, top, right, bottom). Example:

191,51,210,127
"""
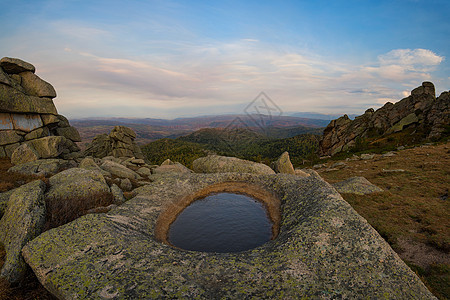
288,112,358,120
71,114,329,145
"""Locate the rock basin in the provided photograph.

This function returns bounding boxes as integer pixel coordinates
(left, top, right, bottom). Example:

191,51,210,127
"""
22,173,435,299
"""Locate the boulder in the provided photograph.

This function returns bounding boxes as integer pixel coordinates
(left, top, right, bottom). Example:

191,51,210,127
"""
332,177,384,195
10,113,43,132
119,178,132,191
110,184,126,205
28,136,67,159
0,180,46,284
11,143,40,165
0,57,35,74
24,127,50,140
152,163,192,175
56,126,81,142
23,173,434,299
193,155,275,175
100,160,140,180
8,159,75,177
45,168,112,228
272,151,295,174
19,71,57,98
136,166,152,177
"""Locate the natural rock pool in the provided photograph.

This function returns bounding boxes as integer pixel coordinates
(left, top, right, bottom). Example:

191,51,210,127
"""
168,192,273,253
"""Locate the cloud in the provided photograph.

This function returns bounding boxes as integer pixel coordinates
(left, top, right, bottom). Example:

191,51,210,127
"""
378,49,444,70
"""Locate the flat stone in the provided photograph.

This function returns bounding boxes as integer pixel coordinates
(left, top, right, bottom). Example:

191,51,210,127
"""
24,127,50,140
8,159,74,177
56,126,81,142
0,57,35,74
22,173,434,299
332,176,384,195
0,180,45,284
11,143,40,165
193,155,275,175
100,160,140,180
19,71,57,98
11,113,43,132
0,130,23,146
360,153,375,160
152,163,192,175
136,166,151,177
0,84,57,114
0,113,13,130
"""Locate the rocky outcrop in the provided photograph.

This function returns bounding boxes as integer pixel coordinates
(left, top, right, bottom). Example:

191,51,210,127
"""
83,126,144,159
272,151,295,174
0,57,81,161
320,82,450,156
22,173,434,299
193,155,275,175
0,180,46,284
332,176,384,195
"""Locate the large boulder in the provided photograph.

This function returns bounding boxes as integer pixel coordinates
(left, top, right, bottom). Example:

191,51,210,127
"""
193,155,275,175
0,180,46,284
23,173,434,299
45,168,112,228
152,162,192,175
100,160,140,180
0,57,35,74
332,176,384,195
272,151,295,174
27,136,68,159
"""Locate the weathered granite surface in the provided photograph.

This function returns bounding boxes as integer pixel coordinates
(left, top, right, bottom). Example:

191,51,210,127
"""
0,180,46,284
193,155,275,175
22,173,434,299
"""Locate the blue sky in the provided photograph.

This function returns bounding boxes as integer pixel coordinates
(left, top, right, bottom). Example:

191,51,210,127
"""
0,0,449,119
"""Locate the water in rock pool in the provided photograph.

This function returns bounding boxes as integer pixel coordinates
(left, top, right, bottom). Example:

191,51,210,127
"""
168,192,273,253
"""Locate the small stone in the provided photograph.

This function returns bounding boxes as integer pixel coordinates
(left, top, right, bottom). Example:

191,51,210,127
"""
161,159,175,166
382,169,406,173
136,167,152,177
360,153,375,160
120,178,133,191
110,184,126,205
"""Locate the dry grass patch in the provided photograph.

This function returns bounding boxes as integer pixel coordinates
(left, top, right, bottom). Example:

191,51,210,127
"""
318,141,450,299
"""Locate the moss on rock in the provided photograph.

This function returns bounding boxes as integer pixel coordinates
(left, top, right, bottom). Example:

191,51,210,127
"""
22,173,434,299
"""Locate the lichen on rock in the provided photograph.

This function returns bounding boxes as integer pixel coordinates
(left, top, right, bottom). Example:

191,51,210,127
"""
22,173,434,299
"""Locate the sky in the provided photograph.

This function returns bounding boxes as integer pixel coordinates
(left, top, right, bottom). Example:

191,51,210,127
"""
0,0,449,119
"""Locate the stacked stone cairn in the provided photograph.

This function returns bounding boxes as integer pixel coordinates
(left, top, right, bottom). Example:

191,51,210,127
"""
0,57,82,164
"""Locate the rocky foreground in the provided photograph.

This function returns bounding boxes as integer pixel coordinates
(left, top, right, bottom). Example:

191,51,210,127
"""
0,58,445,299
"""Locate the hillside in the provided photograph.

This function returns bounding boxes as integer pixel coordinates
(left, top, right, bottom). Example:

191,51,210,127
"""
142,127,321,168
72,114,327,146
316,142,450,299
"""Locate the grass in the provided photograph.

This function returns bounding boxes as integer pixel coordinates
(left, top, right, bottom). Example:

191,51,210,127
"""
0,158,46,193
317,141,450,299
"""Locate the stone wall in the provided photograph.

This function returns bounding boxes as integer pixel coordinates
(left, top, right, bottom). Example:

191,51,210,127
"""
0,57,81,161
